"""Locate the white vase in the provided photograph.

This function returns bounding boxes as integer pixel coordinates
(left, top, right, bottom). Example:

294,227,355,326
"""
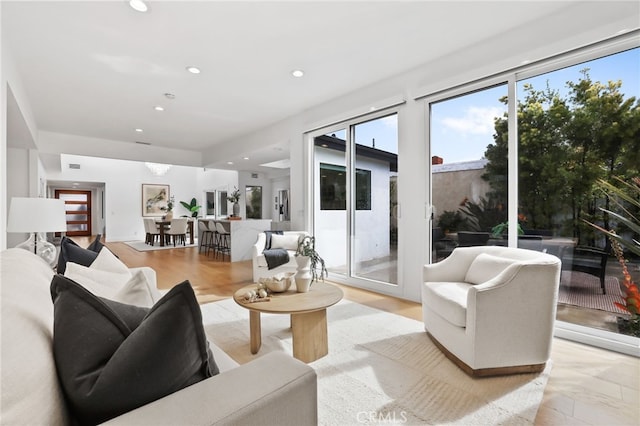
295,255,312,293
232,202,240,217
164,211,173,220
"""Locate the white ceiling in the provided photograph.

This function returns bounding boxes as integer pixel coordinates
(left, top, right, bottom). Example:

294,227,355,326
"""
3,1,639,174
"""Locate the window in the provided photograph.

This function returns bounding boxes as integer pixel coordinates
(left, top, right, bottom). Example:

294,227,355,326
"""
245,186,262,219
320,163,371,210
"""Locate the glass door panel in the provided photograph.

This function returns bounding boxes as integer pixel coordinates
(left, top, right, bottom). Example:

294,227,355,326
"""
353,114,398,284
516,48,639,338
314,129,348,278
430,85,508,261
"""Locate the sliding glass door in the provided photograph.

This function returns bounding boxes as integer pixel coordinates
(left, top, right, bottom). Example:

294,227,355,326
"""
427,45,639,347
514,48,639,339
312,111,399,290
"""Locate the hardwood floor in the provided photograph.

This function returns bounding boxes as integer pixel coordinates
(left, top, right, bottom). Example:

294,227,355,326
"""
94,238,639,426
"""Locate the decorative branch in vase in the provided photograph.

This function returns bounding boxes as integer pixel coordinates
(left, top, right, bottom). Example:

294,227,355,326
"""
296,235,328,282
294,235,328,292
227,186,241,217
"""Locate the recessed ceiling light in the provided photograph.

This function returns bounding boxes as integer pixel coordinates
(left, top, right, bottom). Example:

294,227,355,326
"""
129,0,148,13
243,157,249,160
135,128,144,133
186,66,201,74
291,69,304,78
227,161,234,165
154,106,164,111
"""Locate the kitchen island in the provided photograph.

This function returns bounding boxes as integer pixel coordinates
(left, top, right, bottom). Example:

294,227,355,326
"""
198,218,272,262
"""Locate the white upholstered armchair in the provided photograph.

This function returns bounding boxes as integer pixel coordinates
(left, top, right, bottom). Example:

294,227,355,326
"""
422,246,561,377
252,231,309,283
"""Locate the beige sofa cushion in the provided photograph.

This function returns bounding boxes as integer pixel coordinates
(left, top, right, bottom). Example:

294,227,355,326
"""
423,281,472,327
464,253,516,285
1,249,69,425
270,234,300,251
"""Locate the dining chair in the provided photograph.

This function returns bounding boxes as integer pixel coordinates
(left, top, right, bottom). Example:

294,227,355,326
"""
143,218,160,246
166,218,188,246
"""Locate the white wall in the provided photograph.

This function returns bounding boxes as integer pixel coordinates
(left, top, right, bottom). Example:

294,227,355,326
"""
197,167,239,218
238,171,273,220
46,154,238,242
1,36,40,250
6,148,29,247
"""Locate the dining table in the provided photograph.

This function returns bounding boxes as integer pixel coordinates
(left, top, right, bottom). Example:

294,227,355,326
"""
155,219,194,247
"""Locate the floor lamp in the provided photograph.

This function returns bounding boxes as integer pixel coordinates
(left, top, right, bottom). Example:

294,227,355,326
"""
7,197,67,267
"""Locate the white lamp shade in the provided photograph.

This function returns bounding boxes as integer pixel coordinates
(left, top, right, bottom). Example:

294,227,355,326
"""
7,197,67,233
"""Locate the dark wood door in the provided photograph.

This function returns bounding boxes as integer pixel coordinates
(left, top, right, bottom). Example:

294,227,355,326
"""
55,190,92,236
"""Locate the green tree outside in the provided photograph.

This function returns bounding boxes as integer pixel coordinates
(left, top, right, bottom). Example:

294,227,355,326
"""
483,70,639,246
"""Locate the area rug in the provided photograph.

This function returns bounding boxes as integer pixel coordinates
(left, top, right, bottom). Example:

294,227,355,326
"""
123,239,198,252
558,271,626,314
200,298,551,425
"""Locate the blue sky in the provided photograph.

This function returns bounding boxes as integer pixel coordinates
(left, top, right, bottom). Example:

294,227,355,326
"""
342,47,639,163
431,47,639,163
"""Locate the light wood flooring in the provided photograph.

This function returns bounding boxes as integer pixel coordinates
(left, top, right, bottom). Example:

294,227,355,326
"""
89,237,639,426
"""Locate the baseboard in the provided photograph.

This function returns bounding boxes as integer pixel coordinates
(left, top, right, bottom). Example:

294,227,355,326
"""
427,332,546,378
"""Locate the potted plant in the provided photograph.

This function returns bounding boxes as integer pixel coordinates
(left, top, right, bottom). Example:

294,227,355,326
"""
585,176,640,337
227,186,241,217
294,235,327,292
180,197,201,218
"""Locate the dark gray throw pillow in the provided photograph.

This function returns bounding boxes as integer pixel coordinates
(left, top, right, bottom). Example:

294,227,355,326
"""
50,275,219,425
56,235,103,274
86,233,105,253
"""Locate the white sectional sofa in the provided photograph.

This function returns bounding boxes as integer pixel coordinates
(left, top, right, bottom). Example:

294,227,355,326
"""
252,231,309,283
1,248,317,425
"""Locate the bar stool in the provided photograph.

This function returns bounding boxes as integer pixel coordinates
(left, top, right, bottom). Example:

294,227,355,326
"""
215,222,231,260
198,220,215,255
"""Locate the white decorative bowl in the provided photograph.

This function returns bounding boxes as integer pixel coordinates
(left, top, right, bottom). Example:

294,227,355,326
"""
259,272,294,293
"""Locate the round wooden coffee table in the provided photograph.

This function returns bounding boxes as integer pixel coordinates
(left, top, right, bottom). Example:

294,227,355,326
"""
233,282,343,363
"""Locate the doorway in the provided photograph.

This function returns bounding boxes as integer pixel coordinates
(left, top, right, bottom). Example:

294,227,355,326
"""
55,190,92,236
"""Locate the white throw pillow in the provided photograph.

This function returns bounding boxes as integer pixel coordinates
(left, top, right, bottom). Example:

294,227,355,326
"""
65,265,161,308
64,248,132,298
112,270,162,307
270,234,300,251
464,253,516,285
64,262,130,299
90,247,132,276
